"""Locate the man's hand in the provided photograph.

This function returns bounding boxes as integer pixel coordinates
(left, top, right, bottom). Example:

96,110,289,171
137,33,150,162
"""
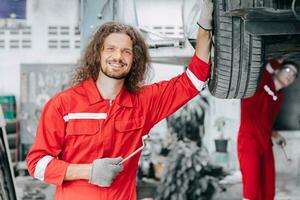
89,157,123,187
275,134,287,147
198,0,213,31
272,131,287,147
195,0,213,62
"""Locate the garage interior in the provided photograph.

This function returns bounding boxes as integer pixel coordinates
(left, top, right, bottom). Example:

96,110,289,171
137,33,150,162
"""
0,0,300,199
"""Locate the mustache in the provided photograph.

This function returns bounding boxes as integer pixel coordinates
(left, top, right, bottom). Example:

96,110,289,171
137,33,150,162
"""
107,59,127,66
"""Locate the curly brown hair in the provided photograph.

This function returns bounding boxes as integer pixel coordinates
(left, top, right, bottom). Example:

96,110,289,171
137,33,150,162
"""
71,22,151,93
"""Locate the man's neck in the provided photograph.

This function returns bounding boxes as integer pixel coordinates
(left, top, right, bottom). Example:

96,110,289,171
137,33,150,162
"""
96,74,124,100
273,77,283,91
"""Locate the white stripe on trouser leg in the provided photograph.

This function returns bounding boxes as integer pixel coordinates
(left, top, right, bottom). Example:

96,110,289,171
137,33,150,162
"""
186,69,205,91
63,113,107,122
34,155,54,181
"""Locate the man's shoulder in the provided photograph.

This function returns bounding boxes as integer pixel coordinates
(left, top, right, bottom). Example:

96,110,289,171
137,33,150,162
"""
51,81,86,103
135,84,157,96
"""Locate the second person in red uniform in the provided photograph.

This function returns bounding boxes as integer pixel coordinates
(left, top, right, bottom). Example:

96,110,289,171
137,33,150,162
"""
238,58,298,200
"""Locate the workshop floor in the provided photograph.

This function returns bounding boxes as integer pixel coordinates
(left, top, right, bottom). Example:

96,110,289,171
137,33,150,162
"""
214,173,300,200
14,173,300,200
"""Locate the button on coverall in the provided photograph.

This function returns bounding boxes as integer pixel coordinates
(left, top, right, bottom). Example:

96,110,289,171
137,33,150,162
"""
26,54,210,200
238,59,283,200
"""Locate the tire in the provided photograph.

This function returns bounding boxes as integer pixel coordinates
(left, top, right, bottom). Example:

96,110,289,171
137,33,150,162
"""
209,0,264,99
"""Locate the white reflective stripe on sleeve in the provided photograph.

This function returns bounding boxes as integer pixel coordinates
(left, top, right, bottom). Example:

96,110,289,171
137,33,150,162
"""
34,155,54,181
186,69,205,91
266,62,274,74
63,113,107,122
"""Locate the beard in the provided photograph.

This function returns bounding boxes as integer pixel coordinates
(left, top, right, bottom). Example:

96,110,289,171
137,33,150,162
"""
100,59,131,80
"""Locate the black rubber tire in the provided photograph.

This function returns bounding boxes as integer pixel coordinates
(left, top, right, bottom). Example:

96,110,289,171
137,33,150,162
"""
209,0,264,99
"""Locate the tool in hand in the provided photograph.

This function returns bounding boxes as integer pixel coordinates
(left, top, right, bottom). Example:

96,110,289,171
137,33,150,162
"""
119,135,149,165
279,141,292,162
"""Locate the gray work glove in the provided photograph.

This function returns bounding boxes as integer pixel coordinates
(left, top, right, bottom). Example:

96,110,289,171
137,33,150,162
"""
89,157,123,187
197,0,214,30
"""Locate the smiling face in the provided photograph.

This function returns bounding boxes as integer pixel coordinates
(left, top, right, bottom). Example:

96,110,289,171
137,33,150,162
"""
72,22,150,93
274,64,297,88
100,33,133,80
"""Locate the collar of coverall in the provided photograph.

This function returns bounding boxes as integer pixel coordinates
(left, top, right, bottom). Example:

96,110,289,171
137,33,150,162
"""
82,78,134,107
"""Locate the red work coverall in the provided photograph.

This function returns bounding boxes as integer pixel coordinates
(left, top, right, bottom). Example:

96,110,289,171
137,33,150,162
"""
238,59,283,200
26,54,210,200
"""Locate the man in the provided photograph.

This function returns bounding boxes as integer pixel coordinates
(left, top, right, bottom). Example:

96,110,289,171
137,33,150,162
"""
26,1,213,199
238,58,298,200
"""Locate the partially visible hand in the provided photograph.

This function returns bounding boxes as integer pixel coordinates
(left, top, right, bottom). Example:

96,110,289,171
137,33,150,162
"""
89,157,123,187
275,134,287,147
198,0,214,30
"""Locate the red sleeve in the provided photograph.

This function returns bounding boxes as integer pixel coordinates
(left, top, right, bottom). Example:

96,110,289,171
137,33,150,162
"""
259,58,281,90
269,58,281,70
188,53,211,81
26,96,69,186
143,54,210,127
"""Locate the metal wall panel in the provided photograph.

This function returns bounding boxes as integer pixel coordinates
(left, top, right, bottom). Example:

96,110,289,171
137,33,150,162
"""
80,0,114,48
19,64,73,159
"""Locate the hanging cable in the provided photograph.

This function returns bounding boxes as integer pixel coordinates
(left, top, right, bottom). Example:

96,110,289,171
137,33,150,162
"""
292,0,300,20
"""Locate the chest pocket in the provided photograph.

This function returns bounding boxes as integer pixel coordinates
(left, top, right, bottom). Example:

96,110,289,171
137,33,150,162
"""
115,117,144,133
66,120,100,136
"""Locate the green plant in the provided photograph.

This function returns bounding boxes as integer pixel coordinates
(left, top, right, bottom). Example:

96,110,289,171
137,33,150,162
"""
156,138,224,200
156,95,225,200
166,95,208,146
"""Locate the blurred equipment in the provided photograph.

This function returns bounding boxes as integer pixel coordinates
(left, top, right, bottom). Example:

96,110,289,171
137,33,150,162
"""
292,0,300,20
20,64,73,160
0,95,19,166
182,0,201,40
0,95,16,120
0,105,17,200
81,0,191,66
80,0,138,49
280,144,292,162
